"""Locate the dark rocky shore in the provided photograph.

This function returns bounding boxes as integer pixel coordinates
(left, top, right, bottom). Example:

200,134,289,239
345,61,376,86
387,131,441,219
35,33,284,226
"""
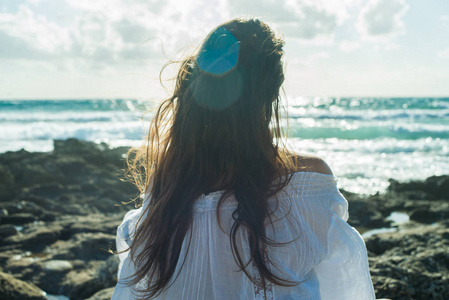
0,139,447,300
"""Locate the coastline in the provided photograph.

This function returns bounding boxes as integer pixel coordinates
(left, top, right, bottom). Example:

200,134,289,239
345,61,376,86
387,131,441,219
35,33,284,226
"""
0,138,447,299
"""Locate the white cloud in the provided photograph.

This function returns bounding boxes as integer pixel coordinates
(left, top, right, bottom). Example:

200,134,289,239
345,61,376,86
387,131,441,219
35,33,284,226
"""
0,0,366,67
356,0,409,43
229,0,362,45
289,51,330,68
438,47,449,59
339,40,361,52
0,5,71,54
281,1,338,40
442,15,449,28
68,0,231,58
27,0,45,4
0,0,230,61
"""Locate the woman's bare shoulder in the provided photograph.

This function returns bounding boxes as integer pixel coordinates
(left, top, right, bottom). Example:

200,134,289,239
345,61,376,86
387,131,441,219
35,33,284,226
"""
292,153,333,176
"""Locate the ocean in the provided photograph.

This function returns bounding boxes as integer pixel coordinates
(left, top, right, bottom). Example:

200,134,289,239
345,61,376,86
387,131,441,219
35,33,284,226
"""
1,97,448,195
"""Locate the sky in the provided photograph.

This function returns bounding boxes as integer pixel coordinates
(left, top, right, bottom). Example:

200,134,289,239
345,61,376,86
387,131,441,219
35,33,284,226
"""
0,0,448,100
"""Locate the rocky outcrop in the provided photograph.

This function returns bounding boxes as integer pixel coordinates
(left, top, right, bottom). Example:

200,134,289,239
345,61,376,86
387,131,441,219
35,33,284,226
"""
0,271,46,300
367,222,449,300
0,139,135,298
342,175,449,229
0,139,447,299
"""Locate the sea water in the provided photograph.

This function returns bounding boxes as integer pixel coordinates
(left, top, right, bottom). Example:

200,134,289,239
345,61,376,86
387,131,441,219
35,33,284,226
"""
0,97,448,194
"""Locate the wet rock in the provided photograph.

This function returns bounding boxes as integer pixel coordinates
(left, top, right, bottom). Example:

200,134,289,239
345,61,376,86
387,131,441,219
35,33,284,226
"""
62,215,122,236
56,156,89,179
34,260,74,295
25,183,65,199
372,276,411,300
96,255,119,288
0,249,22,266
0,224,18,237
4,256,40,282
3,139,448,299
365,236,398,256
0,271,46,300
0,164,14,186
19,195,55,211
409,209,442,223
14,165,60,187
40,211,59,222
344,194,391,228
3,225,63,251
367,223,449,299
0,201,44,219
0,213,36,225
43,260,73,273
60,266,103,300
50,232,115,261
388,176,449,200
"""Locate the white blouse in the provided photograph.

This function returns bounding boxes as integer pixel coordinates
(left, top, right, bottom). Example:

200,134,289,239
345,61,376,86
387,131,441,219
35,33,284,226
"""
112,172,375,300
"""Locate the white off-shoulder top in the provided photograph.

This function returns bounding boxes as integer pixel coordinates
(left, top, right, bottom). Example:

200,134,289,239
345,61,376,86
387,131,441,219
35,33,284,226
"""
112,172,375,300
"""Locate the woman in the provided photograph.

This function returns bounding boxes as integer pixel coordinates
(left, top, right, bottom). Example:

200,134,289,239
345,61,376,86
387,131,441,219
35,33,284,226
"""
112,17,376,300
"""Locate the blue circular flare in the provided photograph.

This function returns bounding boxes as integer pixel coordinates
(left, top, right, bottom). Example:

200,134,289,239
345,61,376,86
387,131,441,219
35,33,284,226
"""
197,27,240,76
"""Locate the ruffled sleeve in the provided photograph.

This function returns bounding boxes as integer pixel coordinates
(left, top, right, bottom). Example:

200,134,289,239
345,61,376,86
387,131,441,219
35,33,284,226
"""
111,208,143,300
314,188,375,300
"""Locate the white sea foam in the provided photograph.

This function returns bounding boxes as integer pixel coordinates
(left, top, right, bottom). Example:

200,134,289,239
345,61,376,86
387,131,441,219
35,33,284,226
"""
288,137,449,194
1,98,447,194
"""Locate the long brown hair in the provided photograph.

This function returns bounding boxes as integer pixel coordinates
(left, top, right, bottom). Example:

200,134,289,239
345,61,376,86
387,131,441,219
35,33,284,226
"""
126,17,297,298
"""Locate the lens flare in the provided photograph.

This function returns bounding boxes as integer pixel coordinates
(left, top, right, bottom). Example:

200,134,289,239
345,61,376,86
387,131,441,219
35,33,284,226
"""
191,27,243,110
197,27,240,76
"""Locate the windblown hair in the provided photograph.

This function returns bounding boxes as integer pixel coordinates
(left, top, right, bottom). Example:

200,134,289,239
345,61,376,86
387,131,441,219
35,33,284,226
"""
126,17,298,298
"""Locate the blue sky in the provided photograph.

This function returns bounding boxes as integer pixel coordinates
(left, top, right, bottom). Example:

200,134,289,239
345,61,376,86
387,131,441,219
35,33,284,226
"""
0,0,448,99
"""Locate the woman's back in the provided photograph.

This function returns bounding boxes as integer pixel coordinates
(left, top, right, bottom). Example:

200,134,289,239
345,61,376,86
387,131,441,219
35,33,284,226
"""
113,169,375,299
112,17,375,299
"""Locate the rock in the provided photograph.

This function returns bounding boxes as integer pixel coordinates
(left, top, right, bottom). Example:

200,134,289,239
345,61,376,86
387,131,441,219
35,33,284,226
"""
0,164,14,186
346,197,391,229
50,232,115,261
0,201,44,219
34,260,73,295
0,249,22,266
372,276,411,300
409,209,441,223
4,139,448,299
365,235,399,256
40,211,59,222
96,255,119,288
54,139,115,168
388,175,449,200
367,223,449,299
86,287,115,300
0,271,46,300
3,256,41,283
0,224,18,237
62,215,122,237
14,165,60,187
26,183,65,199
43,260,73,272
3,225,63,251
55,156,89,179
0,213,36,225
0,164,16,201
60,267,103,300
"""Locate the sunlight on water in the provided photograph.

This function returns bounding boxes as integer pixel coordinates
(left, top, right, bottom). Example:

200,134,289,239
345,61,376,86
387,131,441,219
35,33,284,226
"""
1,97,448,194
